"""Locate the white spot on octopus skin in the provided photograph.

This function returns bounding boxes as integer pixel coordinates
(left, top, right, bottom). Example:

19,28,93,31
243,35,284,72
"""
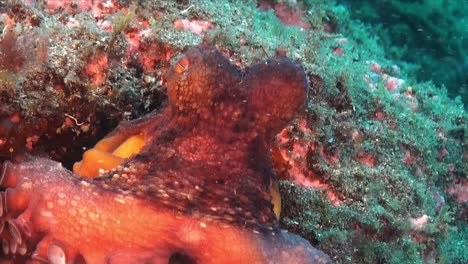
40,210,54,219
57,199,66,206
88,212,96,219
80,181,89,186
68,208,77,217
114,197,126,204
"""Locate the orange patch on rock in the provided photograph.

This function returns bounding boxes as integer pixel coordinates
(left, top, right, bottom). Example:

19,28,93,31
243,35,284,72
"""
356,151,376,167
85,52,108,85
273,118,342,206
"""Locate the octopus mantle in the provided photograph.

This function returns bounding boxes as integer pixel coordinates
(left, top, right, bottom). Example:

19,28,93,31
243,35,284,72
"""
0,46,332,264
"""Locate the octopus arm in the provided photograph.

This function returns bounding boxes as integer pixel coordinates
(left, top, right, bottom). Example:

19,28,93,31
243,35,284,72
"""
1,157,331,263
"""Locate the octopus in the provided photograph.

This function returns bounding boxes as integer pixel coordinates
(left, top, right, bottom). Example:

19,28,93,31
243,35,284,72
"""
0,45,332,263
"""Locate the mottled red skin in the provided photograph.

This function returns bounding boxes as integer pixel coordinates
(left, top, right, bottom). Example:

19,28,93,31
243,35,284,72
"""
0,45,332,263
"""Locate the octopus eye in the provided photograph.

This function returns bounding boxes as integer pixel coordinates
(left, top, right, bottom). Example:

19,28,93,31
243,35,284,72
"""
174,57,190,74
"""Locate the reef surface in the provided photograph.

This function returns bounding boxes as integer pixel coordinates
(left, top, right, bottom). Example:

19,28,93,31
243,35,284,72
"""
0,1,466,263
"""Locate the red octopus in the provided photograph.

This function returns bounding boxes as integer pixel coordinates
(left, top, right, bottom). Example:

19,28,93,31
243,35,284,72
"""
0,45,332,263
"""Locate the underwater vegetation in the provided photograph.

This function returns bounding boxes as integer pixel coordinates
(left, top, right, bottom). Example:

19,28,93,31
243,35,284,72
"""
0,0,466,263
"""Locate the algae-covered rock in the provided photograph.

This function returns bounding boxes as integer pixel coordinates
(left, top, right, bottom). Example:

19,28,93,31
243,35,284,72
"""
0,1,466,263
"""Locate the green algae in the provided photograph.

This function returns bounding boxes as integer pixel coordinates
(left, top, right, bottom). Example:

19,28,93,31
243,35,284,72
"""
437,224,468,264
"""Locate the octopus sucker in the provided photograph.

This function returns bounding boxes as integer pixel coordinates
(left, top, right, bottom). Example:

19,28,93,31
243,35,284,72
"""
1,161,18,188
0,45,332,263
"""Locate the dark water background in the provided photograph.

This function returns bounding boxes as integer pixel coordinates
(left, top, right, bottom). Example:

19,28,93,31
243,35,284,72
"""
342,0,468,107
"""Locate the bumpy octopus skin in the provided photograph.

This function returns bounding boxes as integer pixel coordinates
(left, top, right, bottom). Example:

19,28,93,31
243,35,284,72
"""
0,45,332,264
